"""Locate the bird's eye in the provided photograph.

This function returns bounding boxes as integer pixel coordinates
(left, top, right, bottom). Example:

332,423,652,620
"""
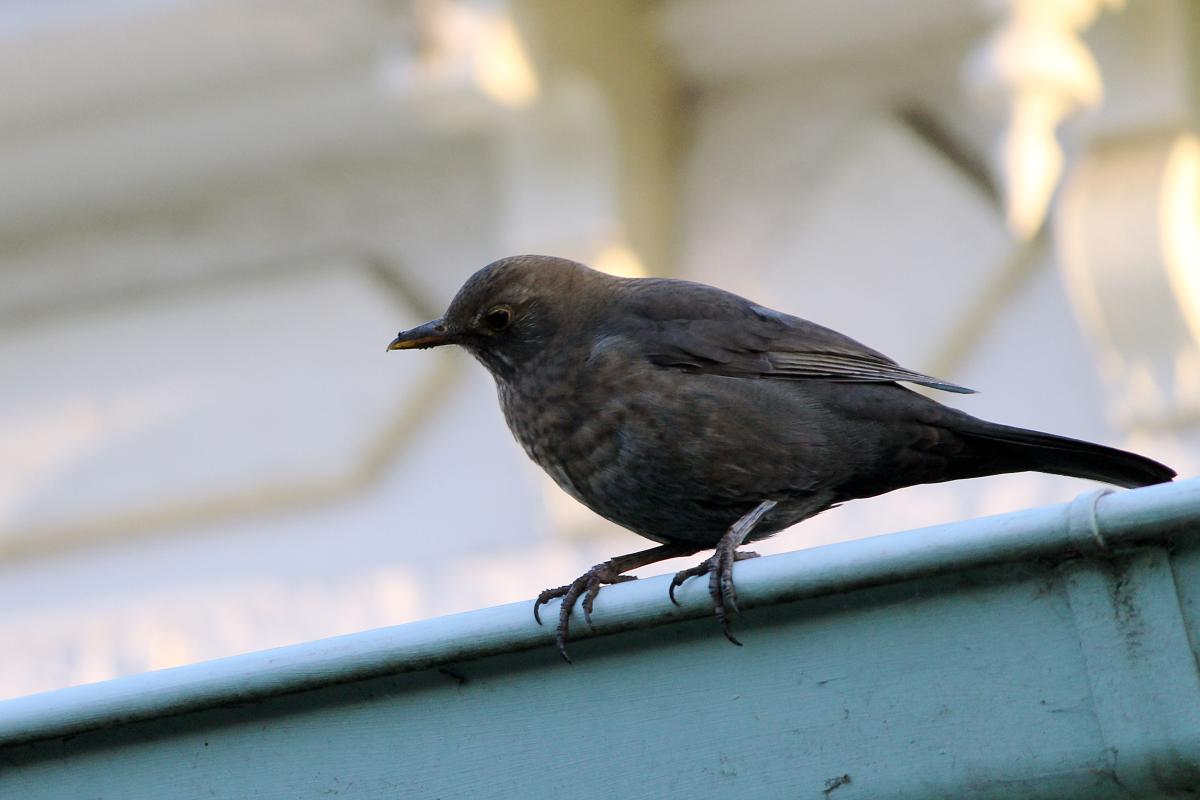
482,306,512,331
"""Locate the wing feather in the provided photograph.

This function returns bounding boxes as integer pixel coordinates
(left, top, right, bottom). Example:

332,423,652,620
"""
619,279,974,394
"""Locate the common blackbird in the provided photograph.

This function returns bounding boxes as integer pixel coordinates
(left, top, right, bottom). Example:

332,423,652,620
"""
388,255,1175,660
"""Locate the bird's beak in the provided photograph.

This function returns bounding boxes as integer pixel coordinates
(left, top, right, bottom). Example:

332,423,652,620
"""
387,319,456,351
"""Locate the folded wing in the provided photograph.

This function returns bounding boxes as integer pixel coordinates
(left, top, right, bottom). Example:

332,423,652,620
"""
620,278,974,394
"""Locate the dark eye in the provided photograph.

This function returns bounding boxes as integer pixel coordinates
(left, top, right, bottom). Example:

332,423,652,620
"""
482,306,512,331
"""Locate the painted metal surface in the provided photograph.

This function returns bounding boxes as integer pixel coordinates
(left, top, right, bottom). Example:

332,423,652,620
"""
2,480,1199,798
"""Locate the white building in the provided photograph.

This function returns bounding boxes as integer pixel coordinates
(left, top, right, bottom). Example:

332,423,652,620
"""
1,0,1196,699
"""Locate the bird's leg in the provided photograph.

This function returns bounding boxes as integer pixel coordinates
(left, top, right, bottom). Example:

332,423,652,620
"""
534,541,701,662
668,499,778,646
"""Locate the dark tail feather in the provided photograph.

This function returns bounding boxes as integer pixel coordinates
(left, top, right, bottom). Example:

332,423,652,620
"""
963,423,1176,489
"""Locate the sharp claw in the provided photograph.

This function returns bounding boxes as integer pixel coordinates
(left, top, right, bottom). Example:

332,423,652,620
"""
720,561,739,613
713,589,743,646
669,563,711,607
533,584,568,626
582,578,600,629
556,589,576,662
556,600,574,662
714,601,735,644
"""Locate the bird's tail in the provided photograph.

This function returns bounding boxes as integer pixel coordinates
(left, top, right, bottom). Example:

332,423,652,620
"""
961,423,1175,489
960,422,1176,491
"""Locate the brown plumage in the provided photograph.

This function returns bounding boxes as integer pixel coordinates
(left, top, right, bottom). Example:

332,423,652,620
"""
388,255,1175,660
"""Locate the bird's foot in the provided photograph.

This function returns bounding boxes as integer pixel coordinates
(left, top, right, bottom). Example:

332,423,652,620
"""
669,550,760,644
668,499,778,646
534,563,636,663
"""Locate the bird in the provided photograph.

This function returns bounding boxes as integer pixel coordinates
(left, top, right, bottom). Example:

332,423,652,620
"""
387,254,1176,661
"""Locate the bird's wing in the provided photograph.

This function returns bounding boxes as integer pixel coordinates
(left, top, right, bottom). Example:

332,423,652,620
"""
621,279,975,394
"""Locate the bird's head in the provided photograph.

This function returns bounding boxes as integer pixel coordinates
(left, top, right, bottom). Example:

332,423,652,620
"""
387,255,606,379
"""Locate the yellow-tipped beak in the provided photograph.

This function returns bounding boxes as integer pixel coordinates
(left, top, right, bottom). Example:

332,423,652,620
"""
387,319,455,351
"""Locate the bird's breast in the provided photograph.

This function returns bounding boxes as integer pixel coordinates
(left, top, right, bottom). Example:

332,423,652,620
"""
495,360,600,502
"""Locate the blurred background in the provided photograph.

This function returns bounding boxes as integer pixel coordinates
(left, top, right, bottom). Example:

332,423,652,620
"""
2,0,1198,699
